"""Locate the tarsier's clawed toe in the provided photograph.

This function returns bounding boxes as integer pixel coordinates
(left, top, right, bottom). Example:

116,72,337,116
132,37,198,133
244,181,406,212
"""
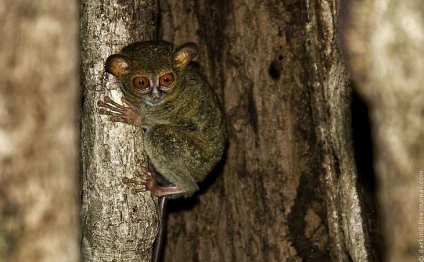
131,188,146,195
122,172,154,195
135,171,146,179
122,175,145,185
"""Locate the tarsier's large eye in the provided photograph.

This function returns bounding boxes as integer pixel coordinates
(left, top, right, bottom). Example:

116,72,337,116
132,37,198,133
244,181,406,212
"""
132,76,150,92
159,73,175,89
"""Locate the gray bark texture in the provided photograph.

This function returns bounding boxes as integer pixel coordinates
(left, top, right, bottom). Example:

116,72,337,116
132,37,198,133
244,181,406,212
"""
343,1,424,261
0,0,80,261
80,0,159,261
159,0,381,261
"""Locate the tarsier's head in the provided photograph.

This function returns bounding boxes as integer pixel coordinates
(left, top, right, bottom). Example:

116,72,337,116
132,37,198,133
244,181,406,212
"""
105,41,198,105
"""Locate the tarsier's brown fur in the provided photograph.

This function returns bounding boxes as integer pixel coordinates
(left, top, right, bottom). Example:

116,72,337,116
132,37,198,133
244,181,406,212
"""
98,41,227,198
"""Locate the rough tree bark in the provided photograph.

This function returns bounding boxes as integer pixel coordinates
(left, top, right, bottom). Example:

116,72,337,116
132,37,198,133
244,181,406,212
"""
158,0,382,261
0,0,80,261
343,1,424,261
80,0,159,261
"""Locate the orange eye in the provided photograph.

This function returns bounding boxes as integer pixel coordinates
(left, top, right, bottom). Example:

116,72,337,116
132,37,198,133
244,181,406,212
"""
132,76,150,90
159,73,175,88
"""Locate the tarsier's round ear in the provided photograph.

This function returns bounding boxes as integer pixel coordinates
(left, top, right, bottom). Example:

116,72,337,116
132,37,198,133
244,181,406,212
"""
105,54,132,77
173,42,199,70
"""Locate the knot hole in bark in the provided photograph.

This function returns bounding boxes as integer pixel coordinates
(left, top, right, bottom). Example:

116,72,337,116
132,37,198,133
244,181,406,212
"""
268,56,284,80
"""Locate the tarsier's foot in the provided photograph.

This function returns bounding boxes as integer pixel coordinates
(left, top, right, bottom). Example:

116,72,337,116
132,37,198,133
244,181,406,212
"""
122,171,160,195
123,171,189,198
97,96,143,126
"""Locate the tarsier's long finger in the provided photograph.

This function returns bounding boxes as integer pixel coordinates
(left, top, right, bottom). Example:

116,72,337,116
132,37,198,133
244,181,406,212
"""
97,100,126,114
99,108,120,116
121,97,139,112
135,171,149,179
122,176,146,185
104,96,126,109
131,188,147,195
110,116,132,123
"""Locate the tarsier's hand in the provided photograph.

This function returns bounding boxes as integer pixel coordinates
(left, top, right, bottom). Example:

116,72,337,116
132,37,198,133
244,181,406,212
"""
98,96,143,126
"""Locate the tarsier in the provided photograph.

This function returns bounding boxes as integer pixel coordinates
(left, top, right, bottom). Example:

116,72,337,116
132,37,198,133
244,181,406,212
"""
98,41,226,260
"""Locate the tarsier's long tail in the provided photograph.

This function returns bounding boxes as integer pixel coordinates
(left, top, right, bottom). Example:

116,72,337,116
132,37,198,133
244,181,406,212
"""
152,196,167,262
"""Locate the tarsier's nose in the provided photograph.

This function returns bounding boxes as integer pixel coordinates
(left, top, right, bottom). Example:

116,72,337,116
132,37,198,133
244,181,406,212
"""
150,87,162,103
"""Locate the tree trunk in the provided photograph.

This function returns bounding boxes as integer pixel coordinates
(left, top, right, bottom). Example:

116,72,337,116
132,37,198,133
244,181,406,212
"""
342,1,424,261
159,0,381,261
80,1,159,261
0,0,80,261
